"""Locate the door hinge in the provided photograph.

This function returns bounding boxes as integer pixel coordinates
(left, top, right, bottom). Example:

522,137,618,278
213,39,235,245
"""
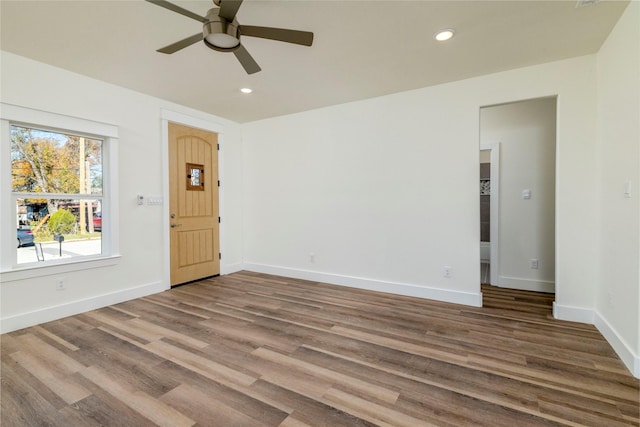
218,216,221,223
219,252,222,260
217,143,220,151
218,180,220,187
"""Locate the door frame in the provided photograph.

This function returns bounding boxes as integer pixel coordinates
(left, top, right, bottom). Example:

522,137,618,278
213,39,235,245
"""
480,142,500,287
161,109,225,290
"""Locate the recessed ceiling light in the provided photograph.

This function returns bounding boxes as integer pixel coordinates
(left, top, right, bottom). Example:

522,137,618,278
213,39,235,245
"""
434,29,455,42
240,87,253,94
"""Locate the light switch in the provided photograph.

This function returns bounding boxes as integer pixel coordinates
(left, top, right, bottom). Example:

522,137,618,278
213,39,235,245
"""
148,196,163,205
522,189,531,200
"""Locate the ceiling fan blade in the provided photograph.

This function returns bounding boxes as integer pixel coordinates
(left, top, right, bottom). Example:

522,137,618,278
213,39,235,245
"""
156,33,203,54
145,0,206,23
219,0,243,22
233,44,261,74
239,25,313,46
157,33,203,54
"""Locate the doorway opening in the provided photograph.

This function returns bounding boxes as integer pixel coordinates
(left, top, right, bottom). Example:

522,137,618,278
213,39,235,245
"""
479,97,557,297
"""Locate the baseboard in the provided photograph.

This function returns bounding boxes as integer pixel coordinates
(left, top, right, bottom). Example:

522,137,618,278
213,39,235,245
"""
1,281,167,334
552,302,595,324
593,311,640,379
242,263,483,307
553,303,638,379
498,276,555,293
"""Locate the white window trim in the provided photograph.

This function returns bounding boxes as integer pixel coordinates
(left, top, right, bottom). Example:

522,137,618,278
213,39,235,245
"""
0,103,120,282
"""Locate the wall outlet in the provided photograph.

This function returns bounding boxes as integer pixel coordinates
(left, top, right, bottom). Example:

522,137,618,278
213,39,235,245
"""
309,253,315,263
443,266,452,278
529,259,539,269
56,279,65,290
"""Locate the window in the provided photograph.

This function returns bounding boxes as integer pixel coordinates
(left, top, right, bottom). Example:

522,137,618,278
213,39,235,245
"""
12,126,103,264
1,103,119,278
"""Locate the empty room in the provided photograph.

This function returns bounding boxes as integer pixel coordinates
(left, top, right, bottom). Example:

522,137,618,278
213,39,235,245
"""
1,1,639,426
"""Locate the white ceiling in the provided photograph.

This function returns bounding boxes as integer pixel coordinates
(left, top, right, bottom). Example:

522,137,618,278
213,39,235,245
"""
0,0,629,123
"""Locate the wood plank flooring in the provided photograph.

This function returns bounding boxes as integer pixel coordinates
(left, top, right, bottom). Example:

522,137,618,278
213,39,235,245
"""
2,271,638,426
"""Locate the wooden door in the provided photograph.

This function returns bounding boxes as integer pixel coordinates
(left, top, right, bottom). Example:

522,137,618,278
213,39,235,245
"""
169,122,219,286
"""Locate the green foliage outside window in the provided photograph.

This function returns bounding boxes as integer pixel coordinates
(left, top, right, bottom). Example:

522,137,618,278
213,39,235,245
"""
48,209,76,235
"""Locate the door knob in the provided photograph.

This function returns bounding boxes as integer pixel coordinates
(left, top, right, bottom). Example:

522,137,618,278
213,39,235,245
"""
170,223,182,228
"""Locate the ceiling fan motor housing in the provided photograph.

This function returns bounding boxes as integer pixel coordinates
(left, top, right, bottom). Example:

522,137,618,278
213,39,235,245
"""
203,8,240,52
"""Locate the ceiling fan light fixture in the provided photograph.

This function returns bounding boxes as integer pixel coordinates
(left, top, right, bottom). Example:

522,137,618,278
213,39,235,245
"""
434,29,455,42
204,20,240,49
205,31,240,48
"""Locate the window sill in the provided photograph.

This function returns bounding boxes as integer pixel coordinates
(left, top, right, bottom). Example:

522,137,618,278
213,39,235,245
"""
0,254,121,282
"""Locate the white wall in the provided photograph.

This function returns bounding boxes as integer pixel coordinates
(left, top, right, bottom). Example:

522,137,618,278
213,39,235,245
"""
0,51,244,332
595,1,640,376
242,82,483,305
480,98,557,293
242,55,599,312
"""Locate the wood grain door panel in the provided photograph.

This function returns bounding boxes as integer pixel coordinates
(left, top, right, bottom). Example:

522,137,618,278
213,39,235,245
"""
169,122,219,285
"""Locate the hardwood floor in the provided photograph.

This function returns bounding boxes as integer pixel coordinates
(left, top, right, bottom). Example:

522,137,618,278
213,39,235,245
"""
2,271,638,426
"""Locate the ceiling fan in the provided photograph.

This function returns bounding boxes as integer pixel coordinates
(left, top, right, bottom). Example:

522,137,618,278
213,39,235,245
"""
146,0,314,74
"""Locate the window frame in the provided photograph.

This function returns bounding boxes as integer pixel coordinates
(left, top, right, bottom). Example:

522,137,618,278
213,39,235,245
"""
1,103,120,281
